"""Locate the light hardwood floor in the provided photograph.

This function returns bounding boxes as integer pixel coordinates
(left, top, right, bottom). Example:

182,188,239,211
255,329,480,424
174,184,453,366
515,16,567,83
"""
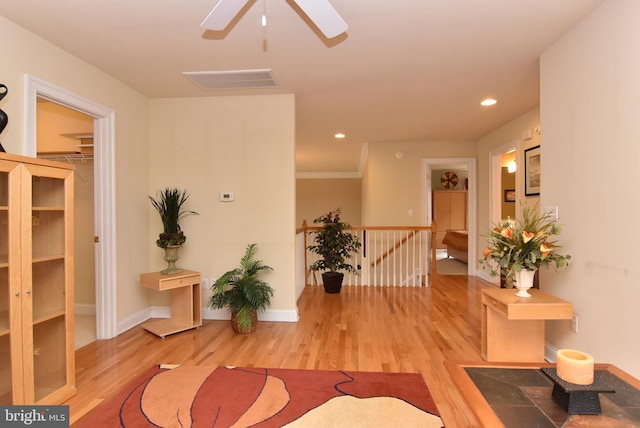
68,274,494,427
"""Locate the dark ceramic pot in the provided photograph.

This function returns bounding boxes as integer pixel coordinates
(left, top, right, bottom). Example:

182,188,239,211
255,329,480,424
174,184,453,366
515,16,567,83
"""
322,271,344,294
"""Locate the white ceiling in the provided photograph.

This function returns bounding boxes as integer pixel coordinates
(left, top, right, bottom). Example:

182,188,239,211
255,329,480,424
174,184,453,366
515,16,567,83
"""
0,0,603,174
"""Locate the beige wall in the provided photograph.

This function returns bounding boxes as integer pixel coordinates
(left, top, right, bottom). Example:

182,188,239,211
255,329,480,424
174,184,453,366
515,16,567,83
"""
540,0,640,377
476,108,541,272
296,178,361,227
362,140,476,226
1,14,153,323
148,95,297,312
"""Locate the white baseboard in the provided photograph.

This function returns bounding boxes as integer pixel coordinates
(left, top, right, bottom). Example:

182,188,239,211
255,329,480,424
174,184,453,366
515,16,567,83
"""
74,303,96,316
201,307,299,322
124,305,300,325
117,306,152,334
545,342,559,362
476,269,495,283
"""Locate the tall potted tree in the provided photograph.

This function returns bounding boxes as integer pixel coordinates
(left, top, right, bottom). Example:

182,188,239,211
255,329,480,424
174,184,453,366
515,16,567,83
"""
308,208,361,293
208,243,274,333
149,187,198,275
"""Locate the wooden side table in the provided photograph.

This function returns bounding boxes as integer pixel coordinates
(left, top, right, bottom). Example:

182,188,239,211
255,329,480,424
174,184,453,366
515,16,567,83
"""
482,288,572,362
140,270,203,338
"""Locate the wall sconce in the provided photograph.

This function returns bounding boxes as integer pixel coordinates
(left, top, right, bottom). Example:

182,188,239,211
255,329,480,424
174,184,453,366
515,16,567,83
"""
507,161,516,173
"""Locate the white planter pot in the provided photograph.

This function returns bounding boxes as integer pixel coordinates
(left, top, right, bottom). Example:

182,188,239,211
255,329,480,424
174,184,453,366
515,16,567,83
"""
514,269,536,297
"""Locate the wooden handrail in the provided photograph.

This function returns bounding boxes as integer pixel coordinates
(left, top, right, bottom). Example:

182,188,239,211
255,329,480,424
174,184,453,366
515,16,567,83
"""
370,230,417,267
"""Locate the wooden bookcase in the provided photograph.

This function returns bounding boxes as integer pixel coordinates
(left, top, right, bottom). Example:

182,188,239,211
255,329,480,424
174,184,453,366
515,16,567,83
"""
0,152,76,404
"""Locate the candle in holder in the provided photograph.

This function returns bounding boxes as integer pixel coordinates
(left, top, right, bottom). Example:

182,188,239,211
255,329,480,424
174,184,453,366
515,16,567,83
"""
556,349,594,385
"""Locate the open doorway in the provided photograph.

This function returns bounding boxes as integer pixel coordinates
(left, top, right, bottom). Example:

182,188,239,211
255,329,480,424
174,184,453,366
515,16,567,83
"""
488,141,519,285
422,157,477,276
24,75,118,339
36,100,96,348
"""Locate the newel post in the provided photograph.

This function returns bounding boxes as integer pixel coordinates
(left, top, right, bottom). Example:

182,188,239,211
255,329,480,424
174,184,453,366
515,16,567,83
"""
431,220,438,276
302,220,309,286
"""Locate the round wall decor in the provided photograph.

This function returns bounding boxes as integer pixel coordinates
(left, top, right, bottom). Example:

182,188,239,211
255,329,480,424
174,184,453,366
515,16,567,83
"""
440,171,459,189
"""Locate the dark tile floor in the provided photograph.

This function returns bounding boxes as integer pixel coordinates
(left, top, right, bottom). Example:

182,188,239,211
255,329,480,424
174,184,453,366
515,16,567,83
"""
465,367,640,427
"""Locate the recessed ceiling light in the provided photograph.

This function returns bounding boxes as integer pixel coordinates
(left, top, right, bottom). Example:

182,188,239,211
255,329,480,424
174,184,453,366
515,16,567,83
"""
334,133,346,139
481,98,497,106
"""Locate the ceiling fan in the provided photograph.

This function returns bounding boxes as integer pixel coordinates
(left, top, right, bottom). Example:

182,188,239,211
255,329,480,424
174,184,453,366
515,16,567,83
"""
201,0,348,39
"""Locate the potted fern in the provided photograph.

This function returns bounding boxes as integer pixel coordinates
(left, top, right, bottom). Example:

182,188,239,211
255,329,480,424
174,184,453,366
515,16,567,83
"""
149,188,198,275
307,208,361,293
208,243,274,333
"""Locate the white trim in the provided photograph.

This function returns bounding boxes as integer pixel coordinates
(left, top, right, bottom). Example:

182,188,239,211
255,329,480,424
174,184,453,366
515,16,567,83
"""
118,307,152,335
545,342,559,362
74,304,96,316
422,157,478,277
296,171,361,179
202,307,299,322
146,306,300,323
476,269,494,283
24,74,118,339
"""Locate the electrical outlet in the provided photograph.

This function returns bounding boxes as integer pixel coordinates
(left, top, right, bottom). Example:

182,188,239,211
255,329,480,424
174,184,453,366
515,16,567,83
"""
201,278,209,289
571,315,579,333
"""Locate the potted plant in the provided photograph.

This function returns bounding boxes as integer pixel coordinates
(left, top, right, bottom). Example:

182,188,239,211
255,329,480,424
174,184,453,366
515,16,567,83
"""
480,204,571,297
307,208,361,293
149,187,198,275
207,243,274,333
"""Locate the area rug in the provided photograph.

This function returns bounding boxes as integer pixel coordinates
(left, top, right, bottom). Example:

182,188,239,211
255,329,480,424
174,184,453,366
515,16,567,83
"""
76,364,443,427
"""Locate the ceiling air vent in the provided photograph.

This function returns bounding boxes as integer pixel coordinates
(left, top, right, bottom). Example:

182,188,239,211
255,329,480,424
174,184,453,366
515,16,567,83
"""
182,69,278,89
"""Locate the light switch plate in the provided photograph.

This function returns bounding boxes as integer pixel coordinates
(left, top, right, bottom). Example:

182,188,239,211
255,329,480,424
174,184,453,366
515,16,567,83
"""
545,206,559,221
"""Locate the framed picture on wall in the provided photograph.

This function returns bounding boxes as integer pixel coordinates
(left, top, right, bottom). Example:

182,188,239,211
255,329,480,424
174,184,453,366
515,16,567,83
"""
524,145,541,196
504,189,516,202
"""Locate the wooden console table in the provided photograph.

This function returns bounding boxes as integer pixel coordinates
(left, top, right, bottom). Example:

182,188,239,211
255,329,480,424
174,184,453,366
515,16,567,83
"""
446,361,640,428
140,270,203,338
482,288,572,362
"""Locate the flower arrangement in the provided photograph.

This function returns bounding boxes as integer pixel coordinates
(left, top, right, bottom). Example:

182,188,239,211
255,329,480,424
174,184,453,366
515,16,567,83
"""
480,204,571,279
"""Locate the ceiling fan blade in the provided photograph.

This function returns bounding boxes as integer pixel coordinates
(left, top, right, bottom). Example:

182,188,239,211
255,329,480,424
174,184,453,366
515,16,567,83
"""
291,0,348,38
201,0,250,31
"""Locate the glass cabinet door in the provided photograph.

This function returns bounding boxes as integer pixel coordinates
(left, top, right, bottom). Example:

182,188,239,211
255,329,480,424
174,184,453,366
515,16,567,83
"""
0,167,11,404
0,160,20,404
25,164,74,403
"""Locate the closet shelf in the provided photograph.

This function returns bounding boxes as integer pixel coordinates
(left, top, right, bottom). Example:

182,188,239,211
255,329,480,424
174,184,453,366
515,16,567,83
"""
37,152,93,163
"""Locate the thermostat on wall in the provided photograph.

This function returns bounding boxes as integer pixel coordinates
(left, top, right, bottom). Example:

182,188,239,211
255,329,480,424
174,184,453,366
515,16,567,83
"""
219,192,234,202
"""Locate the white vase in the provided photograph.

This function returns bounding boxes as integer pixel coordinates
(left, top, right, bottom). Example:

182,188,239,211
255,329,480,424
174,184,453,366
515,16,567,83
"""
514,269,536,297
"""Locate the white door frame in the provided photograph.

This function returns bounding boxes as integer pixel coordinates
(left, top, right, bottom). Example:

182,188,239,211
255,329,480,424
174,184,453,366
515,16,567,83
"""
24,75,118,339
422,157,477,276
